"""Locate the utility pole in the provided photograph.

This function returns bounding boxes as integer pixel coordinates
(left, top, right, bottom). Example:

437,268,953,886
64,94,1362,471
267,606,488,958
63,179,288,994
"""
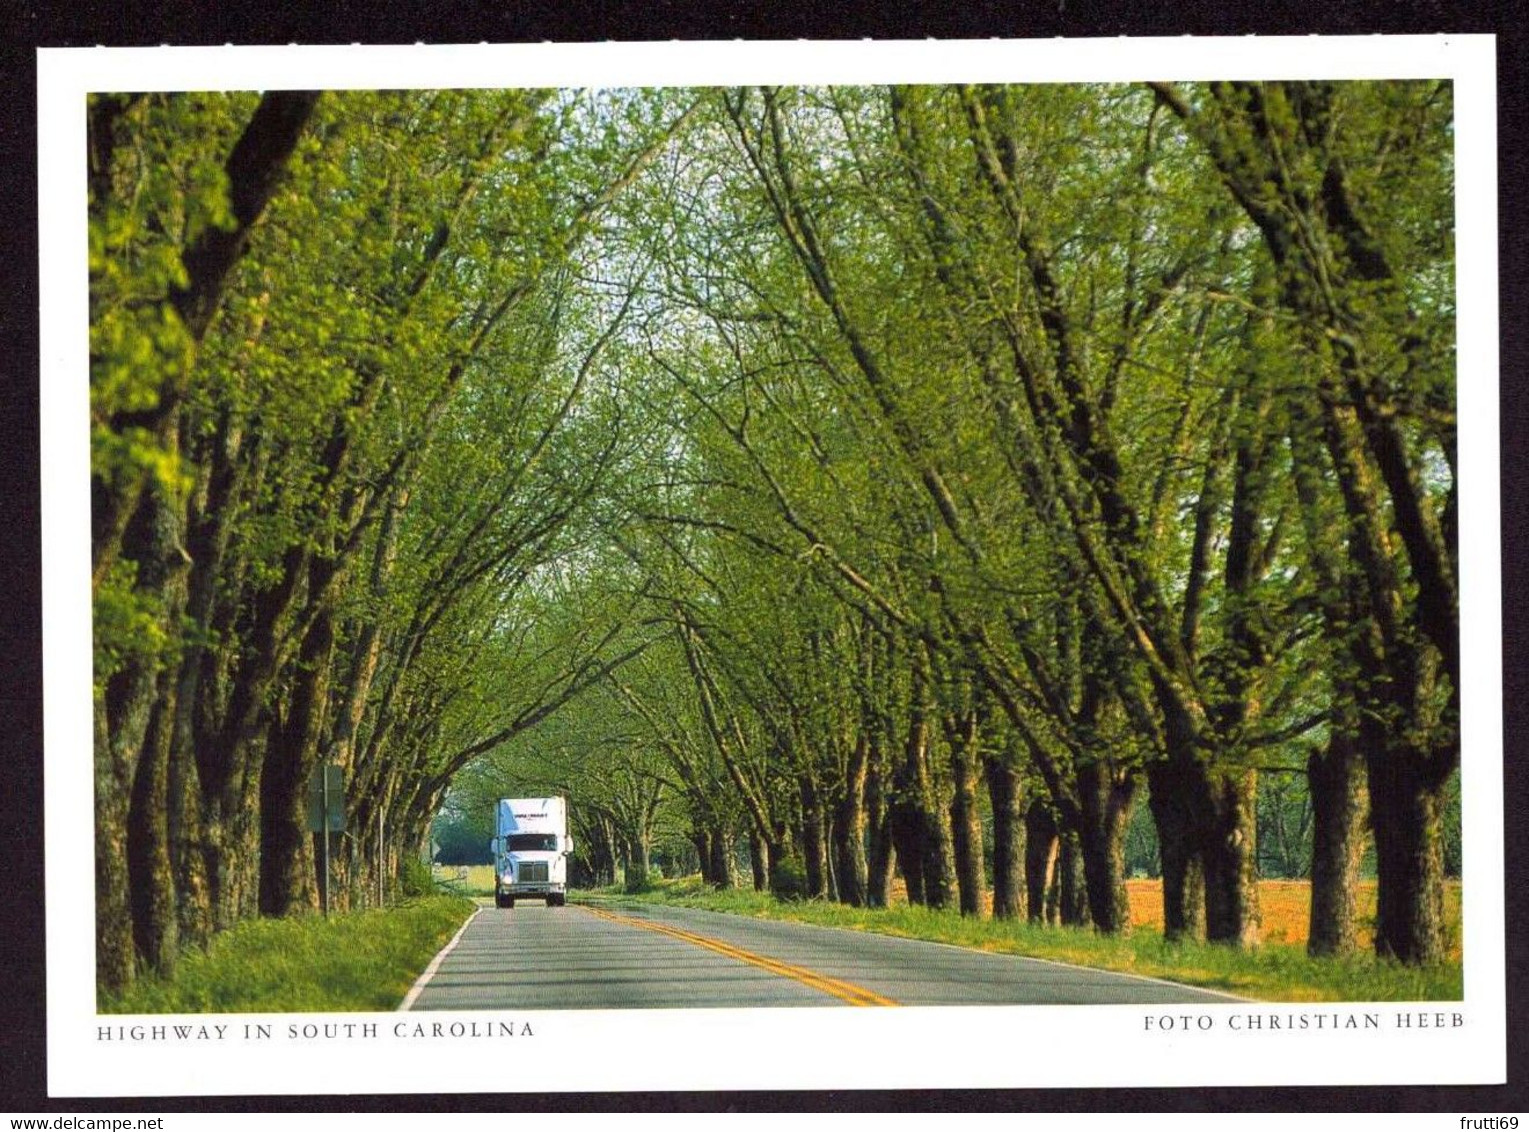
377,801,385,908
321,766,331,917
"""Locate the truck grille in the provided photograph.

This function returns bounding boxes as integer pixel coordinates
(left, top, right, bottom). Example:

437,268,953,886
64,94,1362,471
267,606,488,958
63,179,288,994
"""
519,861,549,883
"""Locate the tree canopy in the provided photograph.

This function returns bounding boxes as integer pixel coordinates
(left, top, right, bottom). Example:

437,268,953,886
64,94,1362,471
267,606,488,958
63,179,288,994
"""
89,80,1460,996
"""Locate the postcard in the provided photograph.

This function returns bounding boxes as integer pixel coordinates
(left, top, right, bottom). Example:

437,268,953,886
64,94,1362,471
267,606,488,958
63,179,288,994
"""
38,35,1503,1097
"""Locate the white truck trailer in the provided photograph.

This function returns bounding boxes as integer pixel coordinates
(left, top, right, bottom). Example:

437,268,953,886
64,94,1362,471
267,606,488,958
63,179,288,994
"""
491,796,572,908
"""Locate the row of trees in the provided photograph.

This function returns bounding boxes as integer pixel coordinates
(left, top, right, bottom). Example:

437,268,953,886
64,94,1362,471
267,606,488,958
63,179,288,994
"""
457,746,1460,890
467,80,1457,964
92,80,1458,999
88,88,688,993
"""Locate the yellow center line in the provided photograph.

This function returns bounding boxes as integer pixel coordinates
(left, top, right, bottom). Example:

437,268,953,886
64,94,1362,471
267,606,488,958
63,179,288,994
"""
579,904,898,1007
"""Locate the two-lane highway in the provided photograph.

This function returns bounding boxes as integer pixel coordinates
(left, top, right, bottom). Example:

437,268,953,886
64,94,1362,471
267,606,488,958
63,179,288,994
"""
401,901,1243,1010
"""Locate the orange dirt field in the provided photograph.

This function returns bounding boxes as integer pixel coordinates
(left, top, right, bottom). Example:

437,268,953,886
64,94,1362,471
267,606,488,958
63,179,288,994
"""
1123,878,1464,958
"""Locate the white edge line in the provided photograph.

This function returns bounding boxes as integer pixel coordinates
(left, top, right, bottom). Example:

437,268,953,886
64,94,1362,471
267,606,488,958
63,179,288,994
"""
1015,952,1253,1004
397,905,481,1011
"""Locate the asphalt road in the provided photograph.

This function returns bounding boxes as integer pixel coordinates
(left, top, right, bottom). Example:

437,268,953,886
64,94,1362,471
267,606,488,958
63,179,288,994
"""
401,899,1243,1011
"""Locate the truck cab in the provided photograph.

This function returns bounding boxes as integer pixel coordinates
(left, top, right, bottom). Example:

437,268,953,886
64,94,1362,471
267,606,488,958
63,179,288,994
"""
491,797,572,908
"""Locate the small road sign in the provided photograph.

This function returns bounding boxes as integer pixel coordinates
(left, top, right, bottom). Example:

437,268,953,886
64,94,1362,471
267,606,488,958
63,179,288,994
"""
306,764,345,833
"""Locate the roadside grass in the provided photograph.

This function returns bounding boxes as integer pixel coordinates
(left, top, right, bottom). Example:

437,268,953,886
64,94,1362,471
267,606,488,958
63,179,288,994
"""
100,895,476,1014
587,878,1462,1004
434,863,496,898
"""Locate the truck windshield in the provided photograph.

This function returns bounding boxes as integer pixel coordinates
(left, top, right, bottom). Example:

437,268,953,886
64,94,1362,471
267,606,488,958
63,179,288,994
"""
506,834,558,851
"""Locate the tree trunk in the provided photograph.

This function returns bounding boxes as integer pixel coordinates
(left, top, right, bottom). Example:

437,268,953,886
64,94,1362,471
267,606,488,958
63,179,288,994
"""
949,713,986,917
896,662,954,909
167,726,211,945
127,688,178,974
1367,746,1448,964
106,471,193,984
889,803,926,905
921,800,956,912
864,734,895,908
799,775,828,898
343,782,391,911
94,698,136,996
1151,746,1259,947
1056,827,1089,928
747,826,768,892
590,816,619,888
624,834,651,892
219,737,266,928
1024,800,1058,926
1307,728,1368,957
1282,364,1454,966
258,709,315,916
259,580,338,916
708,824,736,889
829,799,862,905
984,755,1024,920
1147,758,1205,942
207,533,306,923
691,829,713,884
831,734,870,907
328,485,409,909
763,824,795,896
163,406,249,950
1200,767,1261,947
1076,761,1136,934
890,676,933,905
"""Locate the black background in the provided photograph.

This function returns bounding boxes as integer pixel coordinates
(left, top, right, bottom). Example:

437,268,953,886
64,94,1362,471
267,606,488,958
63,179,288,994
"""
2,0,1524,1114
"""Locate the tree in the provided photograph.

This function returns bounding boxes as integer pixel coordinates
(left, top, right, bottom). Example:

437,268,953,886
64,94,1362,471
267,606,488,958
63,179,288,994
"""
89,87,690,991
90,81,1460,998
1152,80,1457,963
90,91,319,989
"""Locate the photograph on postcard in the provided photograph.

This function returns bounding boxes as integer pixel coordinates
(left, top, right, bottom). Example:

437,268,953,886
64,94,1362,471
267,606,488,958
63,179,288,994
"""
40,37,1503,1095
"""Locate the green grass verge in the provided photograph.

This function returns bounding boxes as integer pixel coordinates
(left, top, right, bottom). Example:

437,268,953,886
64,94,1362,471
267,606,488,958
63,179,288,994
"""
433,863,496,898
588,878,1463,1004
100,895,476,1014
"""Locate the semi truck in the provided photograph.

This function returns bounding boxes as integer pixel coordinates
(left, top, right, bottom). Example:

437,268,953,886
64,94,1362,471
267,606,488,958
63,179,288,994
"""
490,796,572,908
